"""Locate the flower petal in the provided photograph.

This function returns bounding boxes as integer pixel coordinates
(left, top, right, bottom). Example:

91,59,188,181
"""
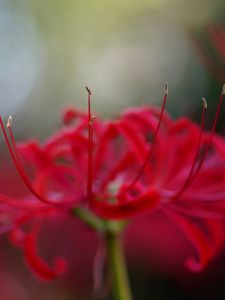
165,210,221,271
23,232,67,280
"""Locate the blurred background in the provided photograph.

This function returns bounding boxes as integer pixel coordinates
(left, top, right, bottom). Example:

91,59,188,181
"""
0,0,225,299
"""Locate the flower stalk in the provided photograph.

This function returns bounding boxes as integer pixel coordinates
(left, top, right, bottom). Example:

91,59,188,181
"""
73,207,106,232
73,207,132,300
105,221,133,300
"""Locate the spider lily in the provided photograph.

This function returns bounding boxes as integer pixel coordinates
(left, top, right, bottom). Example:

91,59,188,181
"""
0,84,224,281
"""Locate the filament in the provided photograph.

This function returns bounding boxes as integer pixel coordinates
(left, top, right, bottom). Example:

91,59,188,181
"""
171,98,207,201
189,84,225,180
0,117,74,207
117,83,168,197
172,84,224,201
86,86,95,205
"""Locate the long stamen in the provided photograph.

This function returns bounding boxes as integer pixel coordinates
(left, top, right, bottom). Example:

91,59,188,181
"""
186,84,225,187
171,98,207,201
86,86,95,205
118,83,168,197
1,117,41,199
0,116,74,207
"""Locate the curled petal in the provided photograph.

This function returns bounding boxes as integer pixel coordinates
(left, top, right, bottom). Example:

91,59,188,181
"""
23,232,67,280
165,210,217,272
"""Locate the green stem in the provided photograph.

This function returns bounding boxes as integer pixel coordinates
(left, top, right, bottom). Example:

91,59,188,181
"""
72,207,105,231
105,225,133,300
73,208,131,299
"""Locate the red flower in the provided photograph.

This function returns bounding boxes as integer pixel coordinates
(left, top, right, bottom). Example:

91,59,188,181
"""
0,84,225,280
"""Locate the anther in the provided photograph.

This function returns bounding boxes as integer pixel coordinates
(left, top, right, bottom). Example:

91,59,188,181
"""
89,115,96,126
222,83,225,96
201,97,207,109
164,82,168,96
86,86,92,95
7,116,12,128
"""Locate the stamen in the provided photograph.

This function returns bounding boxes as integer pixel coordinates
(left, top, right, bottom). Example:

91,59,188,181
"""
171,98,207,201
189,84,225,181
118,82,168,197
86,86,95,205
171,84,225,201
0,117,74,207
0,118,43,200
